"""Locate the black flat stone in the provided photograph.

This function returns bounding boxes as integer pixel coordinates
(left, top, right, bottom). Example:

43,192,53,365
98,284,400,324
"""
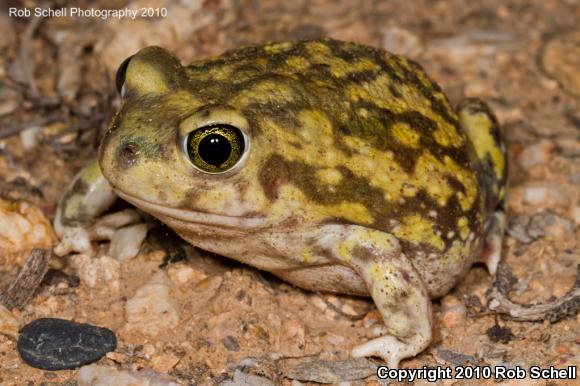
18,318,117,370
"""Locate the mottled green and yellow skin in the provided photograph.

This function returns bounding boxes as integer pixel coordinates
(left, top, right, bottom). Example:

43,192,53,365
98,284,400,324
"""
55,39,507,367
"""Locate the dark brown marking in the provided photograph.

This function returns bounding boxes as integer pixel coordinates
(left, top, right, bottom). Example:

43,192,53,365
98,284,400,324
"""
259,154,290,200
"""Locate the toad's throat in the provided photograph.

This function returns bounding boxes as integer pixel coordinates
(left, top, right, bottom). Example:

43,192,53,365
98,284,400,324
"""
114,189,267,229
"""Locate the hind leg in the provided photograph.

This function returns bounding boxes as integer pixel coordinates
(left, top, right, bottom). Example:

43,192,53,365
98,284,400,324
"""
319,225,433,368
458,99,507,276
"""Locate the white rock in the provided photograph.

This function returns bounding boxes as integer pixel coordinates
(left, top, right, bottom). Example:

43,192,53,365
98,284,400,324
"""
429,30,518,66
70,254,121,292
78,364,180,386
109,223,148,261
517,141,553,168
125,271,179,336
0,198,56,253
219,369,274,386
523,185,547,205
523,183,567,206
19,126,42,150
381,26,422,57
167,264,204,285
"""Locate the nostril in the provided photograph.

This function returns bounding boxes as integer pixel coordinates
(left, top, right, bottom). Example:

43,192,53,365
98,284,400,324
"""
119,143,140,167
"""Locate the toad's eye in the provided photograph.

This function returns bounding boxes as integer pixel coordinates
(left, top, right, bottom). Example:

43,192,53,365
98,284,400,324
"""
186,125,246,173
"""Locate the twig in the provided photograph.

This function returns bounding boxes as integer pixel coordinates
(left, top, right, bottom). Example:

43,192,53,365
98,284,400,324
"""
0,248,52,310
487,261,580,322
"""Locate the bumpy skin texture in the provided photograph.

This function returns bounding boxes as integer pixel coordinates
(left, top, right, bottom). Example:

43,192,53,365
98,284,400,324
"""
55,39,507,367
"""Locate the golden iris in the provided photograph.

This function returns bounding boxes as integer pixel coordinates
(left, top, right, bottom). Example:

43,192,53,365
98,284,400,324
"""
186,125,245,173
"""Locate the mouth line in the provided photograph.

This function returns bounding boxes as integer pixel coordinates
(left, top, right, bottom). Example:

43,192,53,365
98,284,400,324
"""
114,189,267,229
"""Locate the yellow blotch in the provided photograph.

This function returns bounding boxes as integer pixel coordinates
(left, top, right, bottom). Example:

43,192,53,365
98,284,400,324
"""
316,168,343,185
63,194,84,220
264,41,293,54
457,216,469,240
286,56,310,72
335,202,374,225
337,238,356,262
393,214,445,251
231,79,298,107
188,62,237,82
369,262,383,281
442,155,478,211
329,57,381,78
368,262,398,304
297,110,335,147
346,74,410,113
444,239,470,264
433,123,465,147
498,186,506,201
413,153,454,207
391,122,420,148
337,228,399,263
268,185,374,226
459,111,505,181
300,248,314,263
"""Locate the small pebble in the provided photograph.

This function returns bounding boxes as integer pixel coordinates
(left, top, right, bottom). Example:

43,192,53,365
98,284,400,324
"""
105,352,129,364
19,126,42,150
70,254,121,292
167,264,204,285
441,305,466,328
522,182,568,207
507,213,533,243
523,185,547,205
150,353,181,372
527,211,574,239
18,318,116,370
78,364,180,386
219,369,274,386
440,295,466,328
279,319,306,356
517,141,553,168
283,358,376,383
381,26,422,57
125,271,179,336
222,335,240,352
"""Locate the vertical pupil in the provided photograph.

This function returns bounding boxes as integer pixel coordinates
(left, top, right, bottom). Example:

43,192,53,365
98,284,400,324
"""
198,134,232,166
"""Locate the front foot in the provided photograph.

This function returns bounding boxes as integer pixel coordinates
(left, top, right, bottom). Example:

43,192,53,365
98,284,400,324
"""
53,160,142,256
54,209,141,256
